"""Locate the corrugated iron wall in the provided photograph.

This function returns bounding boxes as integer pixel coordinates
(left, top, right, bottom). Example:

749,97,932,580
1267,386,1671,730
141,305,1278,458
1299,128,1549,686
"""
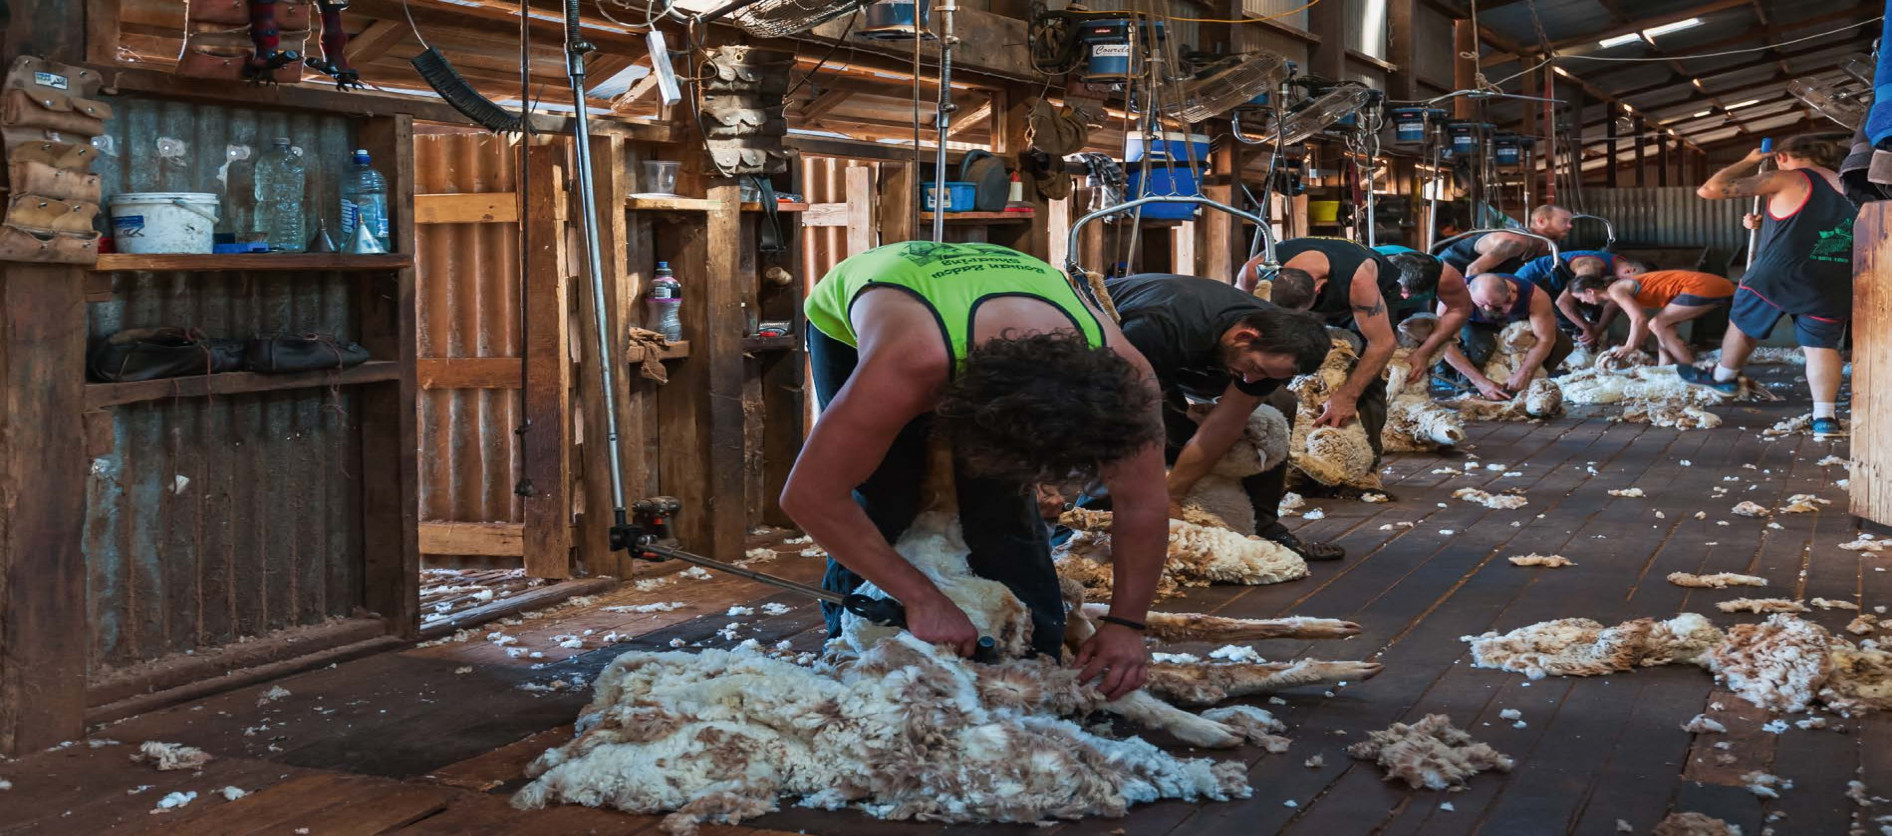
1582,187,1752,255
85,98,367,673
413,132,525,547
800,156,864,284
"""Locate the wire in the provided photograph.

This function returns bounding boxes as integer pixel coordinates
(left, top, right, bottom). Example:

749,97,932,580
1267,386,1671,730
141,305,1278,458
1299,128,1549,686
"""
783,10,858,101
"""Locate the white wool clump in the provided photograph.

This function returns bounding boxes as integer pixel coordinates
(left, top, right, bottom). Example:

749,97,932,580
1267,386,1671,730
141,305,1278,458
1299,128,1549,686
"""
1461,614,1724,679
1849,615,1881,635
1668,572,1768,589
1717,598,1808,614
1555,361,1728,429
510,638,1256,831
255,685,291,706
151,790,197,813
1680,714,1726,734
1818,455,1848,467
1709,346,1804,366
1841,537,1885,552
1741,771,1790,799
1652,812,1743,836
132,742,211,772
1288,336,1381,488
1498,708,1522,720
218,786,247,801
1362,493,1389,503
1731,501,1770,518
1508,554,1574,568
743,547,773,561
726,606,755,617
0,780,11,791
1609,488,1645,498
1705,615,1836,713
1452,488,1528,510
1811,598,1859,610
1057,510,1307,600
760,602,792,616
1181,405,1290,534
1209,645,1266,663
1779,494,1830,514
1301,509,1326,521
1345,714,1514,790
606,602,688,614
1278,492,1305,514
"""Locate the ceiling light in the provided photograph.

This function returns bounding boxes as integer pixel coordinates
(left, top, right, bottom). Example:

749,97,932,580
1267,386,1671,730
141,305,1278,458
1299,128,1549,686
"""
1693,109,1713,117
1553,66,1574,78
1598,32,1643,48
1642,18,1703,39
1725,99,1762,110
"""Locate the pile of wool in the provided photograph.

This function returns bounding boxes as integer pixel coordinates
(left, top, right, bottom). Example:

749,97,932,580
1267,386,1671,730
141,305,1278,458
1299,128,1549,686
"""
1652,812,1744,836
1345,714,1514,790
1553,357,1730,429
1707,346,1806,366
1477,321,1548,390
1508,554,1574,568
1716,598,1808,614
1762,413,1848,440
1461,614,1725,679
1731,501,1771,518
1667,572,1768,589
1778,494,1830,514
1178,404,1290,534
1703,614,1836,712
1287,334,1381,488
1451,487,1528,510
511,638,1256,832
132,741,212,772
1056,509,1307,601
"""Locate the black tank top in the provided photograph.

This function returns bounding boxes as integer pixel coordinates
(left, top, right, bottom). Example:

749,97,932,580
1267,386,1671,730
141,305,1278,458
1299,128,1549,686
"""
1436,232,1531,276
1744,170,1857,318
1275,237,1398,327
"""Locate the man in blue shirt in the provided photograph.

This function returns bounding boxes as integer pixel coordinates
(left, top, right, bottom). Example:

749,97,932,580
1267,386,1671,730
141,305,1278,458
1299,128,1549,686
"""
1512,250,1642,348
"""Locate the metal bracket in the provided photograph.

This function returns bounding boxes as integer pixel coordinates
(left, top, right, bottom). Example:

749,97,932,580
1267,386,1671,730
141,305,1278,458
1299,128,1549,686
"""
1064,194,1279,282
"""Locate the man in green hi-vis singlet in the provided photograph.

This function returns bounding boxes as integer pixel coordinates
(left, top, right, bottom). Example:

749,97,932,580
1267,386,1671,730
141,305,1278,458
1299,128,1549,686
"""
786,240,1174,698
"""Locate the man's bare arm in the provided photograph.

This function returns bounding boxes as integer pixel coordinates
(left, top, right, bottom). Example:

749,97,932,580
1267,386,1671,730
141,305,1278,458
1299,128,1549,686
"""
1166,385,1265,502
1697,150,1793,200
1515,292,1561,385
1464,232,1532,277
1610,284,1649,353
1411,271,1471,369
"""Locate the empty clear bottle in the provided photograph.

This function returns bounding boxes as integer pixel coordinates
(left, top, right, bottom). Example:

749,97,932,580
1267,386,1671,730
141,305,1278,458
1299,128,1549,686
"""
254,138,307,252
646,261,684,341
339,148,391,251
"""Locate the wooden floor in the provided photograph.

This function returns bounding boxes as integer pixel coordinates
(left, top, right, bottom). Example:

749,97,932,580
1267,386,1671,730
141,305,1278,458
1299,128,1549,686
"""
3,364,1882,835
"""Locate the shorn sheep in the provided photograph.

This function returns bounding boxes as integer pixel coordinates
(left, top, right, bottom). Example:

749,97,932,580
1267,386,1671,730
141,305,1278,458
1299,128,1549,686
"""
1288,333,1382,488
516,440,1382,832
1381,314,1469,453
1452,322,1563,422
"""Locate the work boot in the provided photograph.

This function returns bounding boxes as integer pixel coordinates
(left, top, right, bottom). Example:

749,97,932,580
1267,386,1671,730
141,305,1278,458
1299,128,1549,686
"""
1264,529,1345,562
1813,417,1848,441
1674,363,1740,397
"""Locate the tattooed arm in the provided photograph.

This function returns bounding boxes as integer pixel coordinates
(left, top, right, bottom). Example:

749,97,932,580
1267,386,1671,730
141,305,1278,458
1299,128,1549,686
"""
1315,264,1396,427
1696,148,1795,200
1464,232,1534,277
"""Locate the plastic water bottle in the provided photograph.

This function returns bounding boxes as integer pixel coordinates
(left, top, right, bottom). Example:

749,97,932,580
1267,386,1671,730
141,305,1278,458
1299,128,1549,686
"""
646,261,684,341
253,138,306,252
339,148,390,251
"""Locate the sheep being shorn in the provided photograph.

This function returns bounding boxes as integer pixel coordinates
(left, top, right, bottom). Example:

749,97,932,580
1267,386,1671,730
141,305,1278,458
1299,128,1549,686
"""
1379,314,1469,453
1054,509,1307,600
1449,322,1565,423
1287,334,1381,488
1178,402,1291,535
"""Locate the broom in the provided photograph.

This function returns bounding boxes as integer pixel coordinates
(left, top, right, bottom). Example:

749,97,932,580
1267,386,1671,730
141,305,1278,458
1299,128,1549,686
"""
399,0,524,132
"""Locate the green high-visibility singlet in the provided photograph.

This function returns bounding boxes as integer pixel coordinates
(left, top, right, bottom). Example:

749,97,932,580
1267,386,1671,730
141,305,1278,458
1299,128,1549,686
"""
804,241,1106,370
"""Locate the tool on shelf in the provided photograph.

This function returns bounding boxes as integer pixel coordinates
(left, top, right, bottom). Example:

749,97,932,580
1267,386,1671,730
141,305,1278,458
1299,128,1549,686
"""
305,0,363,90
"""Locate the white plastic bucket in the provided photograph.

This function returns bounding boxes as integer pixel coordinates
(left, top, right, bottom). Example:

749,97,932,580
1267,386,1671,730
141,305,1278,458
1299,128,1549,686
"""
108,192,220,254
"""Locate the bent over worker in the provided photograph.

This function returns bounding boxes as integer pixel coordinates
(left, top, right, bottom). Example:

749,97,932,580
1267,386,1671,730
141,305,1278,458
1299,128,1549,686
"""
1568,270,1733,365
1434,204,1573,277
785,241,1167,698
1103,273,1341,561
1374,245,1473,378
1442,273,1574,401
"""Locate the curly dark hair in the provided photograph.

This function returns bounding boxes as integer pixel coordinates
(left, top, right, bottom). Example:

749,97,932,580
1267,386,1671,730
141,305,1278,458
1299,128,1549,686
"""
1228,305,1331,374
1567,274,1612,298
935,330,1160,485
1267,267,1318,310
1385,252,1443,297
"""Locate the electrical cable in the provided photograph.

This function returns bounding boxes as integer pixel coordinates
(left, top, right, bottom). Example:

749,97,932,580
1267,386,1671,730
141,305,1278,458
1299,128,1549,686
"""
782,10,858,100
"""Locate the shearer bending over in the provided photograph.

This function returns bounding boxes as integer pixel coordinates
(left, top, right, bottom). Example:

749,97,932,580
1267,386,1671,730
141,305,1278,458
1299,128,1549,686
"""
1442,273,1574,401
1434,204,1574,278
787,241,1167,698
1567,270,1734,365
1373,245,1473,381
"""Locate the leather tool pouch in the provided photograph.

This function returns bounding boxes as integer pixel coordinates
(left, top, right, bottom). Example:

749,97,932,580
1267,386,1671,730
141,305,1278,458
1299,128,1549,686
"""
244,333,372,373
89,327,247,382
0,57,108,264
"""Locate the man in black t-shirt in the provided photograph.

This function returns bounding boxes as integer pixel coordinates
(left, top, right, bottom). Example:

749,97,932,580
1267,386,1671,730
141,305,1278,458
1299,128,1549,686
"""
1099,274,1344,561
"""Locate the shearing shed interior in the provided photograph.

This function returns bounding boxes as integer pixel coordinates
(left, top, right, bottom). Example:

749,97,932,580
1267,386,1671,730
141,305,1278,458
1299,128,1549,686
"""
1,0,1890,834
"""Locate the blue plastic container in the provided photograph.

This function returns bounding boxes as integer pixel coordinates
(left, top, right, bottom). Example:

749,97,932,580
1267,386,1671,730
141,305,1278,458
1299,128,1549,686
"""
1127,132,1212,163
1447,122,1478,154
923,181,978,213
1391,107,1428,143
1493,137,1522,165
1126,166,1201,219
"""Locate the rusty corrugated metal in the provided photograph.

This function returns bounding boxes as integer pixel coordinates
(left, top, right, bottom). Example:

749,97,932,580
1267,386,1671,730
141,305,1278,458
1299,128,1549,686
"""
85,98,366,672
413,133,525,534
1582,186,1751,259
800,155,855,286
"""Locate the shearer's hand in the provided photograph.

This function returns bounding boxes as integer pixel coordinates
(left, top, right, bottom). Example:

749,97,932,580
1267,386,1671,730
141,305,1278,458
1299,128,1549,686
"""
1075,622,1149,700
1742,212,1761,231
1314,393,1359,427
1474,377,1511,401
1505,370,1534,393
905,592,979,657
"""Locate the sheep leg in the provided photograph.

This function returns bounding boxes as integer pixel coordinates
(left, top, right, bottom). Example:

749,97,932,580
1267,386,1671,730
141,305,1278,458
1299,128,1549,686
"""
1103,690,1244,749
1079,604,1360,641
1144,659,1385,706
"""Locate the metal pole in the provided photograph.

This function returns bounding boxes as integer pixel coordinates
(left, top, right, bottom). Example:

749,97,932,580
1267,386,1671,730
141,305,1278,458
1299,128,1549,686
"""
930,0,957,243
1746,137,1773,266
1425,127,1441,252
561,0,630,524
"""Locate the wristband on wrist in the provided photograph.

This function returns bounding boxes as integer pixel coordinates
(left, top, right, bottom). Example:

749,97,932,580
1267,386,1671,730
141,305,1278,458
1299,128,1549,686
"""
1098,615,1147,632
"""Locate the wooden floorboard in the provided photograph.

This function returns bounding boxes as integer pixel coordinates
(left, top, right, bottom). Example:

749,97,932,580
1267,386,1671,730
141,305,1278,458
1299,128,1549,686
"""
2,365,1880,835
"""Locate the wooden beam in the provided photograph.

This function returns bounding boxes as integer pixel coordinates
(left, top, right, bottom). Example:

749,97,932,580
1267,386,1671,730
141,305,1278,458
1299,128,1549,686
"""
419,522,525,557
699,180,751,560
417,357,522,389
797,6,1034,82
1388,0,1419,102
415,193,521,224
521,145,573,579
948,98,994,139
345,19,409,65
797,89,850,122
1309,0,1347,80
1454,20,1478,120
845,166,877,256
573,133,640,579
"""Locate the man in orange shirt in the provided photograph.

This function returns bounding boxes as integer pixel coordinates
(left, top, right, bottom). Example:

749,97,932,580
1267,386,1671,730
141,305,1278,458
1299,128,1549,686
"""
1568,269,1735,365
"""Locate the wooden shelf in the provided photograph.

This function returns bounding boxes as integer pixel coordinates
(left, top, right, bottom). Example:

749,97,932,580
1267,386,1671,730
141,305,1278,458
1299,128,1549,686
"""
92,253,412,273
85,361,401,409
627,197,809,213
918,211,1036,224
624,340,691,363
739,334,798,352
